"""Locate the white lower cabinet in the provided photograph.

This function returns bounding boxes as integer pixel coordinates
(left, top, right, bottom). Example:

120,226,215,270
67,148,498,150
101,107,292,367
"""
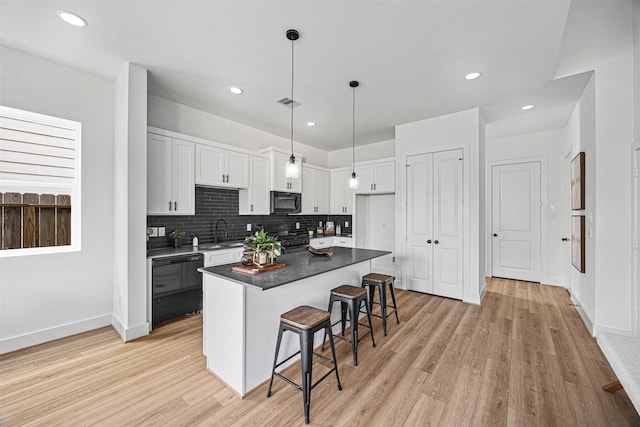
332,237,353,248
202,248,243,267
309,237,353,248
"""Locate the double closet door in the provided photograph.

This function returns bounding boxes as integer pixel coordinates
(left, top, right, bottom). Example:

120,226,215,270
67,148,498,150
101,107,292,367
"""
406,149,463,300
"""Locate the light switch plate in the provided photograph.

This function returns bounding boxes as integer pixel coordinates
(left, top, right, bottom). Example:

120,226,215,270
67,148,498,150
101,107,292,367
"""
158,227,165,237
296,222,300,229
345,221,349,228
148,227,158,237
246,224,252,232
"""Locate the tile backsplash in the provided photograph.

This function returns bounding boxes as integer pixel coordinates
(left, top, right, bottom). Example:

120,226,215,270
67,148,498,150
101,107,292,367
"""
147,187,352,249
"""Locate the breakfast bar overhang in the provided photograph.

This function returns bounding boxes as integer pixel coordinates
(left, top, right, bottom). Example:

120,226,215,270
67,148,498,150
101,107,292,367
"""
199,247,390,396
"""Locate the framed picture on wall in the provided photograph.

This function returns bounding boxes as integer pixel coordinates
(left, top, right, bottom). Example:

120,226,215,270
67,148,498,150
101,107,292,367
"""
571,152,585,210
571,215,585,273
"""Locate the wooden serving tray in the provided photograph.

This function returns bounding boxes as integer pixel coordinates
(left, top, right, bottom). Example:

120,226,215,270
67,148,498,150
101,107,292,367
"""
232,262,286,274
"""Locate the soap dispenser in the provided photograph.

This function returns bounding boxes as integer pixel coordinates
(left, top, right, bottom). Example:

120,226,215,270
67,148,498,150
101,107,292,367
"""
192,236,199,248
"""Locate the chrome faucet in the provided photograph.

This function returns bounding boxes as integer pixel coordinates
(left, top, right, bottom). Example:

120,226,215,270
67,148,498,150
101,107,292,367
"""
214,218,228,244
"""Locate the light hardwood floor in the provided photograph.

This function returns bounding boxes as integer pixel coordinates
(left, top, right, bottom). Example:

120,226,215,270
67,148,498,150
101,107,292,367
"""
1,278,639,426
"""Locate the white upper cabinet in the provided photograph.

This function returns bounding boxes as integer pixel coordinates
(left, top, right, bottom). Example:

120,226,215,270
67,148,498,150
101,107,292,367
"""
330,168,353,215
195,144,249,188
301,164,329,215
263,149,302,193
147,133,195,215
355,160,395,194
239,155,271,215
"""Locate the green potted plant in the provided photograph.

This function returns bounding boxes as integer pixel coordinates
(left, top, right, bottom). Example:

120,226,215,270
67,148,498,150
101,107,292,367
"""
251,229,281,265
307,227,315,238
169,229,186,248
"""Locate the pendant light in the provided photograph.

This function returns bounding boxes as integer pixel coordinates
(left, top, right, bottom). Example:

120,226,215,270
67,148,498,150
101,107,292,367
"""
349,80,360,189
285,29,300,179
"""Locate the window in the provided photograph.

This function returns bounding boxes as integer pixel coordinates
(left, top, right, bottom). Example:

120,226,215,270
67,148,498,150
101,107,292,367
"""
0,105,81,256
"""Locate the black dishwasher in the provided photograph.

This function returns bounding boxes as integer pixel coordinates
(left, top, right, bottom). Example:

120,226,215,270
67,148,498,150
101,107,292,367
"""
152,253,204,327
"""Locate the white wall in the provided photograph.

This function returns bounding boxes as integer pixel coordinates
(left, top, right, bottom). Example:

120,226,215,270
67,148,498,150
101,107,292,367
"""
112,63,149,341
355,194,396,277
148,95,329,167
395,108,484,304
485,128,566,286
0,46,115,353
565,76,597,333
328,139,395,169
558,0,634,336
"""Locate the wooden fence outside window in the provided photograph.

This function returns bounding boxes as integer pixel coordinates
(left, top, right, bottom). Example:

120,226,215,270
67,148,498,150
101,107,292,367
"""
1,192,71,250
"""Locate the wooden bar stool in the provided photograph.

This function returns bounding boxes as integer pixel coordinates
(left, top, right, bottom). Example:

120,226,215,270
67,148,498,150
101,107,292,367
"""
361,273,399,336
322,285,376,366
267,305,342,424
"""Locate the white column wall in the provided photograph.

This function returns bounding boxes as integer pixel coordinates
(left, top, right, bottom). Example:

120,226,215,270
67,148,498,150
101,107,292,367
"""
112,63,149,341
0,46,115,353
395,108,485,304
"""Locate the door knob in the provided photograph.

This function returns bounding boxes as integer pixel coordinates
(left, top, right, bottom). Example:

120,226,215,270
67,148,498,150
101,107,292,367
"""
493,233,498,237
434,240,439,244
427,240,432,244
562,237,569,241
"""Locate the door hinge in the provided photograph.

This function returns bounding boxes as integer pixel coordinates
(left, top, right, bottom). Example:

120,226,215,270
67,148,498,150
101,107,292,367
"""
634,167,638,178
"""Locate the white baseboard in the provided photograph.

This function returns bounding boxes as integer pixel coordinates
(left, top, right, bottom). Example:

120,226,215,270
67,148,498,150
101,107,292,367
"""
111,315,149,342
0,314,112,355
569,293,594,336
593,324,633,337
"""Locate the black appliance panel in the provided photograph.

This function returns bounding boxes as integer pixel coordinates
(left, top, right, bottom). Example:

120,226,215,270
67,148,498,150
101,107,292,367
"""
270,191,301,214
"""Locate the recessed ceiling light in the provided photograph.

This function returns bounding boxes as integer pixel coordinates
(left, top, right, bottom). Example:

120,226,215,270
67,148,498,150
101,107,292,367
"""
521,104,534,110
306,121,316,127
57,10,87,27
465,72,481,80
228,86,243,95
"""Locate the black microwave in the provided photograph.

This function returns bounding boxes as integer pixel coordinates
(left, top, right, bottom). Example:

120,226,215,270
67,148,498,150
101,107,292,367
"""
270,191,301,214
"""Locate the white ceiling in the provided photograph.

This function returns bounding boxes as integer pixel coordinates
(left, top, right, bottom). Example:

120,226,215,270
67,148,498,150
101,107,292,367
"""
0,0,598,150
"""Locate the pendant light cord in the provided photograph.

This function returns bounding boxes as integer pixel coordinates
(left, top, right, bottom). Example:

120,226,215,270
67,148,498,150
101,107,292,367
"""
352,85,356,174
290,37,295,159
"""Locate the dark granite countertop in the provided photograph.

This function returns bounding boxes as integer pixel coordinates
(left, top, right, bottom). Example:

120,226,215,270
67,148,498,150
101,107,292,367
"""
199,246,390,291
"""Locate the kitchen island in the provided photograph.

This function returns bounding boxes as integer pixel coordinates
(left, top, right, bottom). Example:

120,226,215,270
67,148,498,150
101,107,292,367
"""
199,246,390,397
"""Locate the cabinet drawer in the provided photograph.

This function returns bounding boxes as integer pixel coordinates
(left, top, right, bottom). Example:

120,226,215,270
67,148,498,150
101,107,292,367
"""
203,248,242,267
333,237,353,248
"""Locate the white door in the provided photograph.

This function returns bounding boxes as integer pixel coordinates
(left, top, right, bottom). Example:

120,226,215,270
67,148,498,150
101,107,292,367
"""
491,162,541,282
406,153,433,293
432,150,463,299
406,149,463,299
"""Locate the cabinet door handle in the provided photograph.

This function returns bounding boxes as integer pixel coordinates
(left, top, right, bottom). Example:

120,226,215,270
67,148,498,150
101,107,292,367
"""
251,204,253,212
226,174,229,182
169,201,172,211
174,201,177,211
